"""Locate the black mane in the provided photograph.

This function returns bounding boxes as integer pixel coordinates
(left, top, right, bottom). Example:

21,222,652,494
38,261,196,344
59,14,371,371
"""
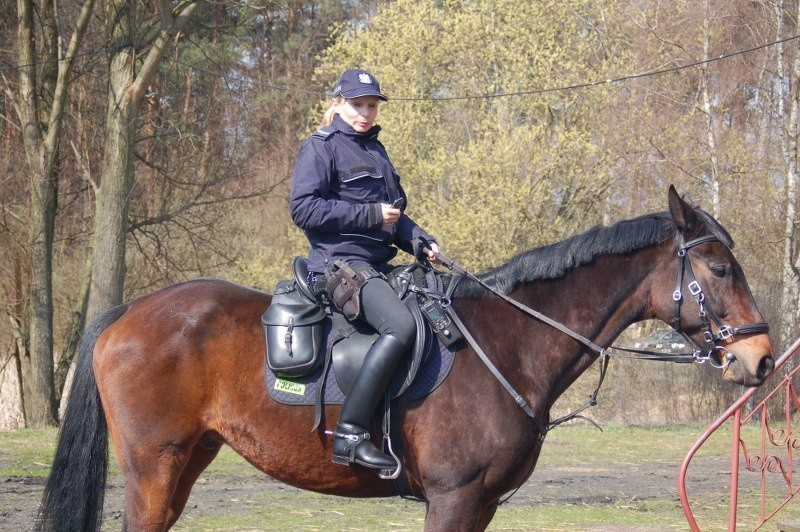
453,209,733,298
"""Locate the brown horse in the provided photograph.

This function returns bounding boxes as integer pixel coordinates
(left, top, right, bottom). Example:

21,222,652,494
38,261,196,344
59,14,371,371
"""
36,187,774,531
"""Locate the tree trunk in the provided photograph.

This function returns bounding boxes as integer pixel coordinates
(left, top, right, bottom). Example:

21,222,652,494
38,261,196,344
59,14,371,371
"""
700,0,721,220
86,8,136,320
22,150,58,427
14,0,95,426
17,0,57,427
86,0,202,321
777,0,800,354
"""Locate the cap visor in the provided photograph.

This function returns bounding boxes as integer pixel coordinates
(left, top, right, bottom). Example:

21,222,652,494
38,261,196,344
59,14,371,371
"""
340,88,388,101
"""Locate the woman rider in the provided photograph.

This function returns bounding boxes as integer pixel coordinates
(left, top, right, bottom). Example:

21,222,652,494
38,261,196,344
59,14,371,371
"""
289,69,440,471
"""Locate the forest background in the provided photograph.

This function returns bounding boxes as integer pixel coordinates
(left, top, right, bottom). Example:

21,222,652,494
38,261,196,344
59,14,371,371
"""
2,0,800,430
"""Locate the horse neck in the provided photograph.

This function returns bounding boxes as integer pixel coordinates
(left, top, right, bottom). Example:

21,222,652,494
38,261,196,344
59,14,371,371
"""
470,242,668,412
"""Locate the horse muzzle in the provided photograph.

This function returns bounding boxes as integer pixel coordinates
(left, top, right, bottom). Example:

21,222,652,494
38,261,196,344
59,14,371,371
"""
720,334,775,386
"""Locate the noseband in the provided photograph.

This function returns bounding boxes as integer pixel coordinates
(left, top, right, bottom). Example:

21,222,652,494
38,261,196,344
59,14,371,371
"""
672,234,770,368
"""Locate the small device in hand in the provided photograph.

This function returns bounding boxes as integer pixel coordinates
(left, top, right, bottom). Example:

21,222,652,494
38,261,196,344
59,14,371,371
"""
390,198,404,209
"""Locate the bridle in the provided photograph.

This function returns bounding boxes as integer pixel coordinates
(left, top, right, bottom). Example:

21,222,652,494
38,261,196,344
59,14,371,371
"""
433,230,770,435
670,233,770,368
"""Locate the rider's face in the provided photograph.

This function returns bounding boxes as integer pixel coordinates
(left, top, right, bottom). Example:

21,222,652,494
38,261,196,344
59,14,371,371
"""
335,96,380,133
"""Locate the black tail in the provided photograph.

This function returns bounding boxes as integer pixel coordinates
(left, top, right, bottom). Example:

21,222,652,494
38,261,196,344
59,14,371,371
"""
35,304,130,532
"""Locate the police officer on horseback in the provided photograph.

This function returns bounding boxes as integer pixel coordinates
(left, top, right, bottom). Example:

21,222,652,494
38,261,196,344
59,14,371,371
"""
289,69,440,471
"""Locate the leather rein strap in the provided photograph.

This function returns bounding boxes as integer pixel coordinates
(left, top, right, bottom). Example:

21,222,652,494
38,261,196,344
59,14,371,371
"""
444,265,608,436
446,309,549,437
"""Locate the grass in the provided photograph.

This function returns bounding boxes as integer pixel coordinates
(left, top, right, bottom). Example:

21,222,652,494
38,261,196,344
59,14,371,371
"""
3,423,800,530
0,427,59,477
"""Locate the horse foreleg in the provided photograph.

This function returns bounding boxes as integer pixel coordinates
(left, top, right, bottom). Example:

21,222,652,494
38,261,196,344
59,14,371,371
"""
423,486,498,532
165,436,223,528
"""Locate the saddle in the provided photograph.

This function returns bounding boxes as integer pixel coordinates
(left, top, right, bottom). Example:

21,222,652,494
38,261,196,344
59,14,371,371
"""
261,258,463,424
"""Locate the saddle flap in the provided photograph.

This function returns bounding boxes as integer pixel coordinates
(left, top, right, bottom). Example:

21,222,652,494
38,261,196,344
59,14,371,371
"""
331,295,432,397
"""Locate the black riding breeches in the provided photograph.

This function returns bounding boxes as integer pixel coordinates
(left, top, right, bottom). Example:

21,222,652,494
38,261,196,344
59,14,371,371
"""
358,277,416,350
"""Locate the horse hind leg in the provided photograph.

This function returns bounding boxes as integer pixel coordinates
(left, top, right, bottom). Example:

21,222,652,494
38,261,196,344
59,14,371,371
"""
117,439,201,532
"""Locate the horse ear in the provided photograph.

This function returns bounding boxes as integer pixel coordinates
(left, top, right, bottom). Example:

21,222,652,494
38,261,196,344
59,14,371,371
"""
668,185,699,233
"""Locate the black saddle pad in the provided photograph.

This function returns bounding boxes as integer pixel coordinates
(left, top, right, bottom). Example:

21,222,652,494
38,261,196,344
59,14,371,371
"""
265,333,456,407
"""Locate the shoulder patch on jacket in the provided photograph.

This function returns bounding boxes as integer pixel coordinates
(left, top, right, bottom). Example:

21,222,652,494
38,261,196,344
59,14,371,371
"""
311,126,336,140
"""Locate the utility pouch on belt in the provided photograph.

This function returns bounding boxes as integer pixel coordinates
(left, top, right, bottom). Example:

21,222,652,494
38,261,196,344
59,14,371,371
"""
262,280,326,377
325,260,381,321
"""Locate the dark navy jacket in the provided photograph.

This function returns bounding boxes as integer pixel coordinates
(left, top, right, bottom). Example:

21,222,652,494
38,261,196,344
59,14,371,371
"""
290,114,435,274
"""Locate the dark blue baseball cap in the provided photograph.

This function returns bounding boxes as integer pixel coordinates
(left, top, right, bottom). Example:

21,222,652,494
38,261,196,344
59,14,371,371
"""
332,69,388,101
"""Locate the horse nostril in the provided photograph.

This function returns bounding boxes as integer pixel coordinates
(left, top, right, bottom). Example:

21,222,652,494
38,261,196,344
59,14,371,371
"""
757,355,775,379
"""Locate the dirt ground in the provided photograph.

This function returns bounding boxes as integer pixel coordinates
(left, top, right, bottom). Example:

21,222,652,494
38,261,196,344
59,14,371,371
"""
1,453,739,531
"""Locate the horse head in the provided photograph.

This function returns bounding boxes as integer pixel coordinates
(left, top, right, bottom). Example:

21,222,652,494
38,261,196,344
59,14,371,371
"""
661,185,774,386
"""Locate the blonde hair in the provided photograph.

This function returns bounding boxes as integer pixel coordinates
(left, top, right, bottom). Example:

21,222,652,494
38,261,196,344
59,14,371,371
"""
321,96,345,126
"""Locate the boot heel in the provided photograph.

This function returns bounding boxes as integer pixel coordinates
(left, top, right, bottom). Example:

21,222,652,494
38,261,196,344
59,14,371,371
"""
331,454,351,466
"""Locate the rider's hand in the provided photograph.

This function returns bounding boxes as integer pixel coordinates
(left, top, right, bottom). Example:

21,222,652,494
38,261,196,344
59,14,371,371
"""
424,243,442,265
381,203,401,225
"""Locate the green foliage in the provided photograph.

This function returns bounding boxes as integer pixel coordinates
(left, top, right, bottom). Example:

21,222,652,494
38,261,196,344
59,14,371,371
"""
234,218,310,291
316,0,629,269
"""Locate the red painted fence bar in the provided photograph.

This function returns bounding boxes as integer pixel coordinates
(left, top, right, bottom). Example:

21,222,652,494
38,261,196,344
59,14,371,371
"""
679,336,800,531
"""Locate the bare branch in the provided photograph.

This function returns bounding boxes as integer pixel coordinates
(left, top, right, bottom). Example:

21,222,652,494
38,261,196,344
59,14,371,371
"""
69,139,98,193
0,72,19,117
0,109,20,133
131,1,203,101
43,0,96,153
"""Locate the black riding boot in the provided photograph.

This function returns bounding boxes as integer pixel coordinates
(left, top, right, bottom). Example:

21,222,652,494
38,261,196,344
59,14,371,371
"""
332,334,407,470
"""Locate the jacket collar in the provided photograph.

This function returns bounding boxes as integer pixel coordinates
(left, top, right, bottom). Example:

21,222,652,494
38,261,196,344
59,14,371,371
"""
332,114,381,140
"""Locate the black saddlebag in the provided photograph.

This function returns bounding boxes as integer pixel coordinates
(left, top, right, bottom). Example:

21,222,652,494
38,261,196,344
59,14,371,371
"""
262,280,326,377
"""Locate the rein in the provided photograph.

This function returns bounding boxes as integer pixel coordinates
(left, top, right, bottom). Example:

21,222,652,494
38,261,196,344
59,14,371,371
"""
432,232,769,435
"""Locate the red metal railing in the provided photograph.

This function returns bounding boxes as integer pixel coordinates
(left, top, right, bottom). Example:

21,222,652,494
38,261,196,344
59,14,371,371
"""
679,336,800,531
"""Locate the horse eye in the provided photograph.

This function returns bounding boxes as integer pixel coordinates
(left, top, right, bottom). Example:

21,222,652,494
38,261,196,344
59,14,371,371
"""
711,265,729,278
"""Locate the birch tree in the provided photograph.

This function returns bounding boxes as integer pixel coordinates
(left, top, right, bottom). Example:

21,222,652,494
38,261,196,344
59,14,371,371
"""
776,0,800,354
700,0,721,219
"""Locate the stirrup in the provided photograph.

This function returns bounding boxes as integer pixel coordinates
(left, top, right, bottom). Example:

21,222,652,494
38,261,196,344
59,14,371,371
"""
378,400,401,480
325,425,401,477
378,431,401,480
